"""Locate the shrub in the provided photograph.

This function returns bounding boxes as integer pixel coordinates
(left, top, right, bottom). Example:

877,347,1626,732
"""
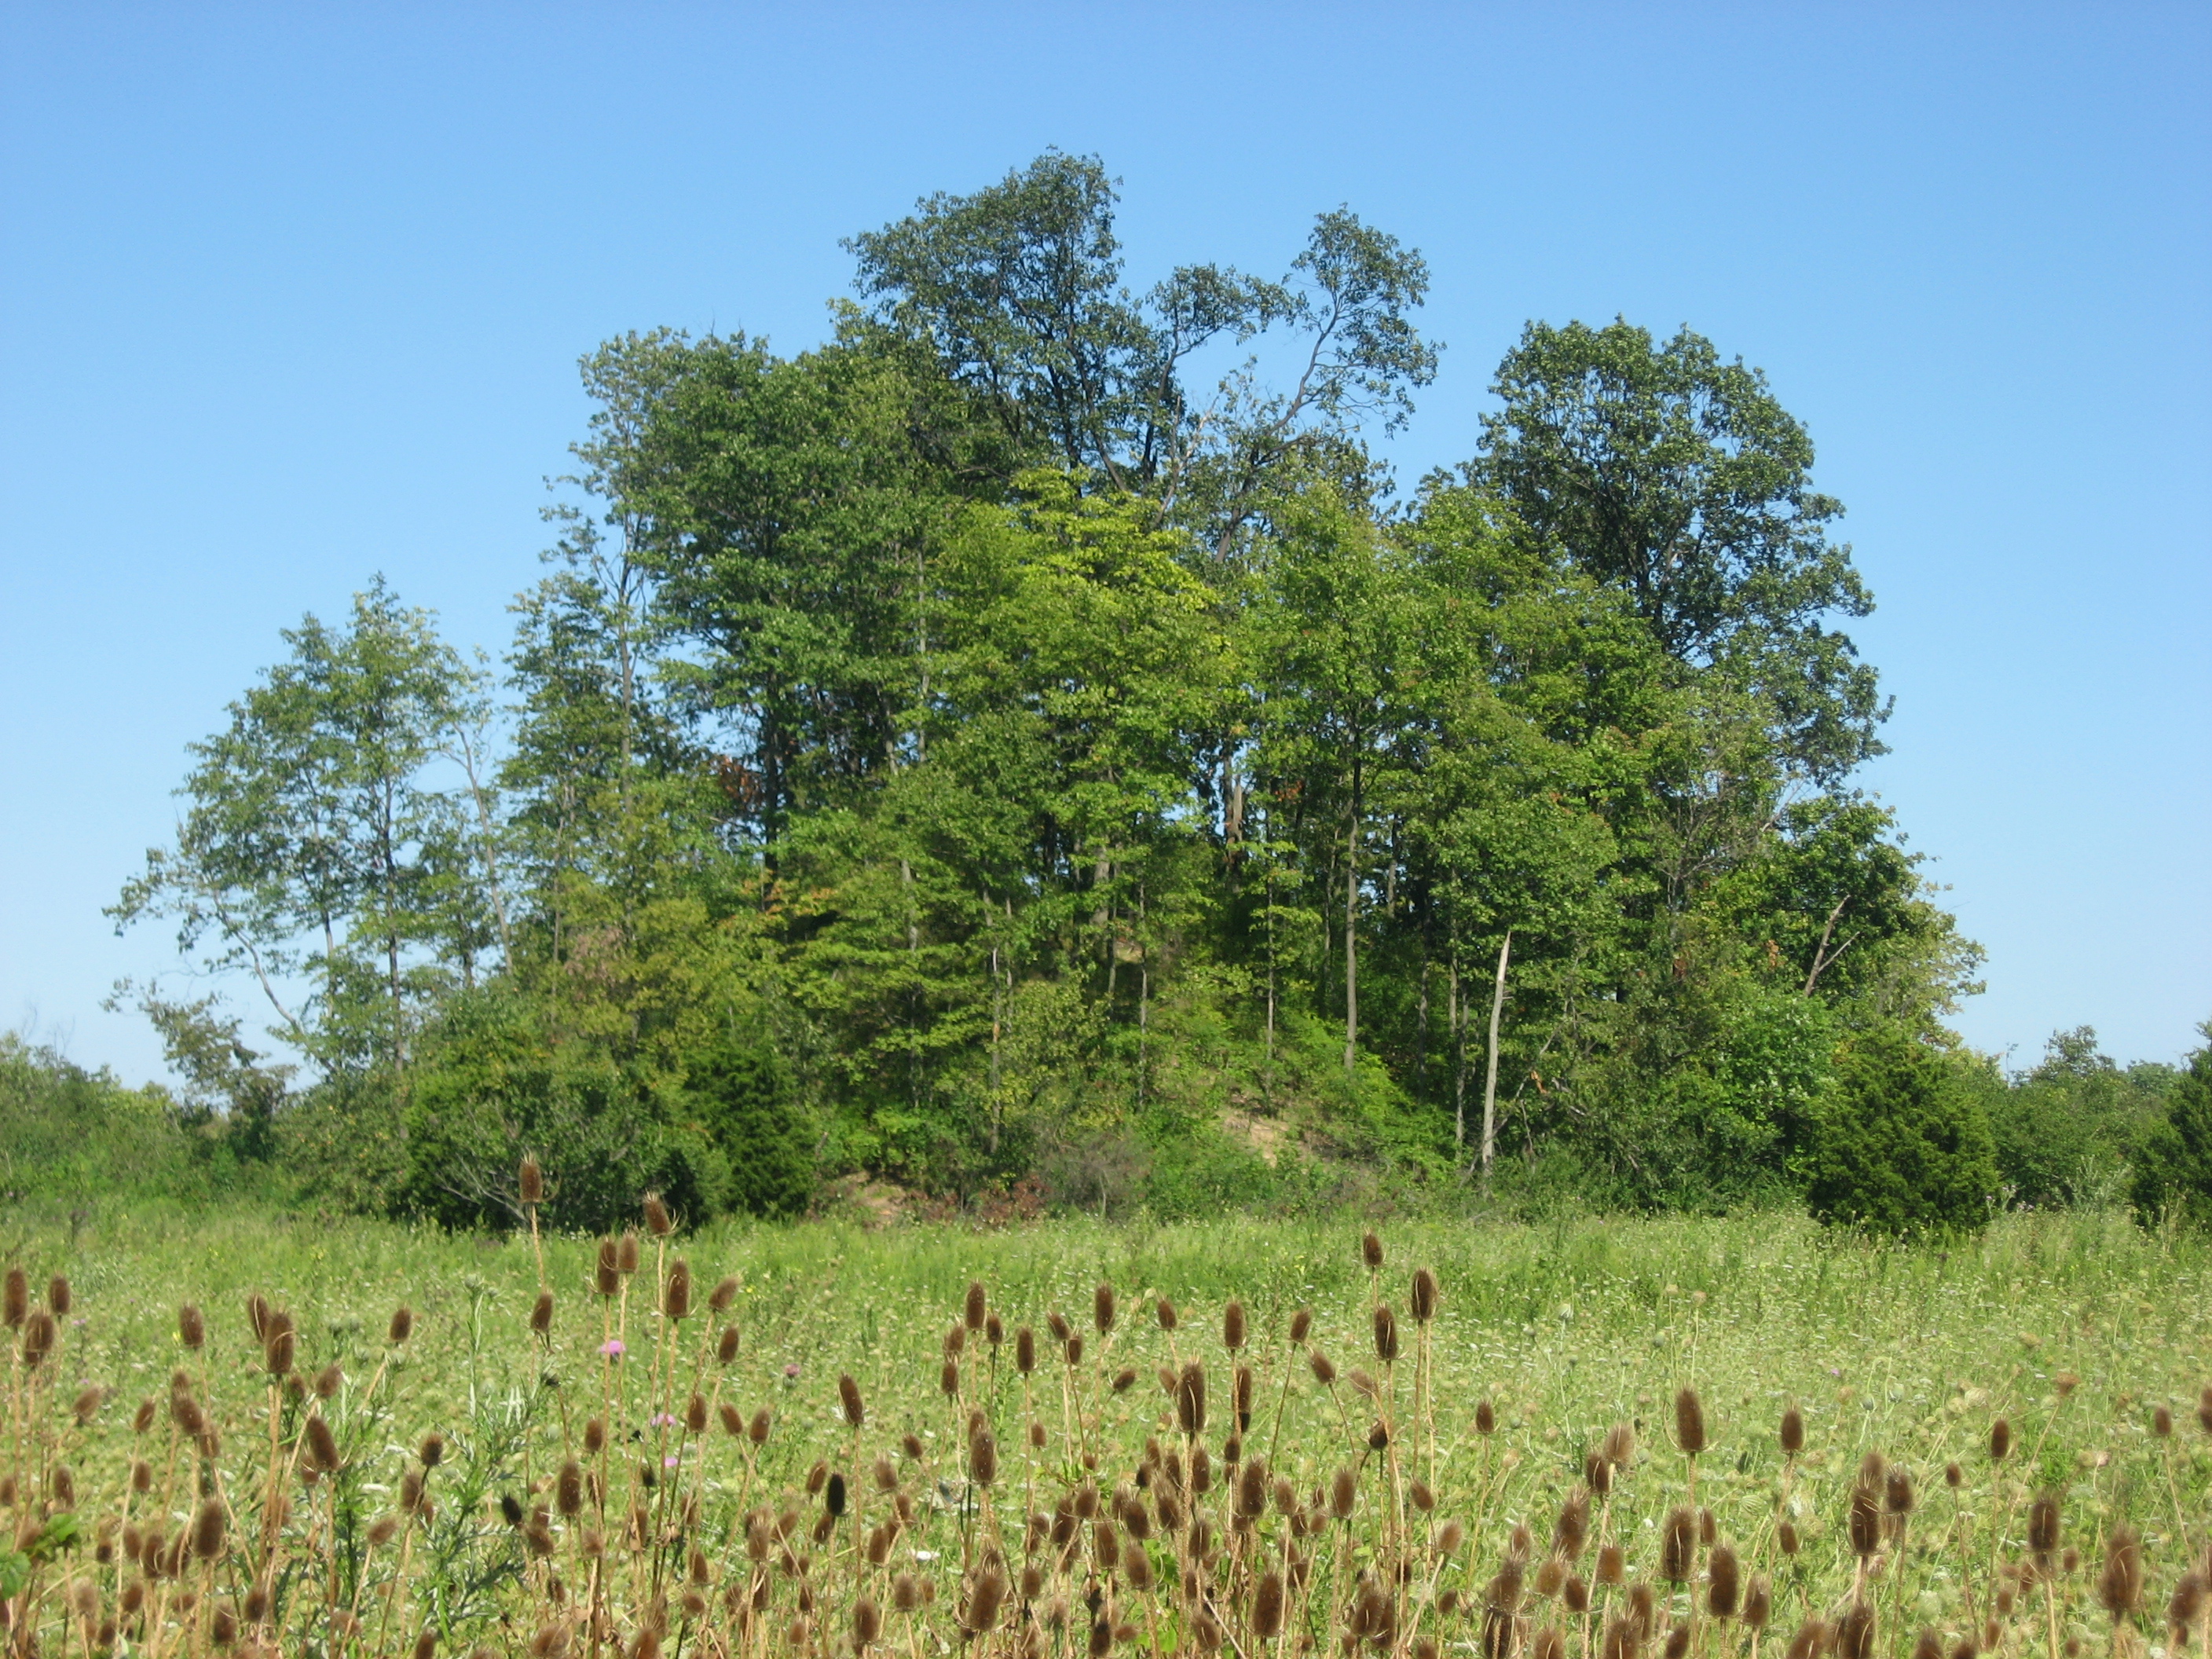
2130,1024,2212,1225
687,1036,813,1218
1805,1028,1998,1235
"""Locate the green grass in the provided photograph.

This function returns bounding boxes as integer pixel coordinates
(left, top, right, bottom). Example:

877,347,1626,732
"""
5,1204,2209,1657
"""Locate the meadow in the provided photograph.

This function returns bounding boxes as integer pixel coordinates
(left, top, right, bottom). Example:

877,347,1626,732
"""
3,1202,2208,1659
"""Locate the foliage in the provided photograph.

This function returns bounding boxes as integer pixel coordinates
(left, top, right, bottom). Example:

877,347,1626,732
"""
1987,1025,2177,1208
1805,1030,2000,1235
2131,1024,2212,1225
104,152,2060,1229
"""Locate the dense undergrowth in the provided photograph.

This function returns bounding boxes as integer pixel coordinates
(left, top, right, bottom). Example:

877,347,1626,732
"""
3,1204,2208,1659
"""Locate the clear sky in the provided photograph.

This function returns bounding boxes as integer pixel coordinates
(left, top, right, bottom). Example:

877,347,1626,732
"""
2,2,2206,1082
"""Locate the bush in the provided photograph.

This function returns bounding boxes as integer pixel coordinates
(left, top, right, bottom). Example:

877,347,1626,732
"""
687,1037,813,1218
1989,1027,2175,1207
1805,1030,1998,1235
2130,1025,2212,1225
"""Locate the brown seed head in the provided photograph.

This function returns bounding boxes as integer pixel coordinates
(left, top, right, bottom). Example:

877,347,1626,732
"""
1848,1487,1881,1558
2028,1492,2061,1558
1015,1325,1035,1373
2095,1526,2142,1621
1838,1602,1877,1659
583,1416,606,1454
840,1373,866,1430
1661,1507,1696,1584
1329,1466,1357,1520
1885,1467,1914,1515
1411,1267,1439,1323
1223,1299,1247,1351
643,1192,672,1236
1476,1397,1497,1436
1595,1544,1626,1587
617,1232,639,1273
1709,1545,1741,1618
1778,1520,1800,1556
1674,1387,1706,1456
748,1408,771,1445
961,1280,986,1331
1254,1569,1286,1639
1177,1361,1207,1435
1093,1282,1115,1335
595,1239,619,1296
530,1291,554,1336
45,1274,70,1317
1361,1231,1385,1270
518,1155,543,1206
388,1305,414,1345
0,1267,24,1329
1744,1576,1772,1632
2152,1404,2173,1437
1779,1404,1804,1455
853,1597,882,1649
1602,1422,1635,1467
663,1258,692,1321
1372,1303,1399,1361
1913,1632,1943,1659
1289,1307,1312,1343
192,1499,225,1560
1990,1419,2012,1461
1308,1346,1336,1386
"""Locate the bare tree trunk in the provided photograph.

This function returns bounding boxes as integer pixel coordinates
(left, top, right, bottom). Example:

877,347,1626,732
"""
1449,955,1464,1150
1481,931,1513,1191
1343,798,1359,1079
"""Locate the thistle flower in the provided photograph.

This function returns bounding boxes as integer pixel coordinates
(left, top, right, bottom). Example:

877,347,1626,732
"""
600,1339,625,1360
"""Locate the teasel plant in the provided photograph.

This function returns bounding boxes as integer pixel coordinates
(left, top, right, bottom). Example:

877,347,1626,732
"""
4,1210,2210,1659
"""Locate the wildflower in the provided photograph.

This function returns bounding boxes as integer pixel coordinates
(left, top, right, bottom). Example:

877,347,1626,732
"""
600,1339,625,1360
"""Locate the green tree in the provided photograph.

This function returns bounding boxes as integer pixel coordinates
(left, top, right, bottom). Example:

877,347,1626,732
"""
2130,1024,2212,1225
1476,320,1884,782
1805,1030,1999,1234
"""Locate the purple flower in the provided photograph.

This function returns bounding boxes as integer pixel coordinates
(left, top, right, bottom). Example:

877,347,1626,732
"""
649,1412,679,1430
600,1339,626,1360
663,1454,679,1469
782,1361,800,1381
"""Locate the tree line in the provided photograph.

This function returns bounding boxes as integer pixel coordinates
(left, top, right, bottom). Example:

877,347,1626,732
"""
100,152,2211,1231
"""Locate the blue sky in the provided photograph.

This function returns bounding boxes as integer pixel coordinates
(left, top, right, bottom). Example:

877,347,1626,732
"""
2,2,2206,1080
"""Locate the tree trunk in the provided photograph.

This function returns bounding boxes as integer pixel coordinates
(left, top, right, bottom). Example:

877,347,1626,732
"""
1342,793,1359,1079
1450,955,1465,1149
1481,930,1513,1191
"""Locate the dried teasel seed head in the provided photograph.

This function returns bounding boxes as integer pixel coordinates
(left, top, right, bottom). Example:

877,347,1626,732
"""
1177,1361,1207,1435
1885,1467,1914,1515
1946,1462,1963,1488
1674,1387,1707,1456
1779,1403,1804,1455
1838,1603,1876,1659
643,1192,672,1236
1112,1367,1137,1393
1476,1397,1496,1436
1254,1570,1286,1640
1015,1325,1035,1373
178,1302,205,1350
1308,1346,1336,1386
617,1232,640,1274
1223,1300,1247,1352
854,1597,882,1649
1602,1421,1635,1467
1,1267,24,1329
1584,1451,1612,1495
1848,1487,1881,1558
2152,1404,2173,1437
1708,1545,1741,1618
595,1239,620,1296
305,1414,340,1474
1093,1282,1115,1335
840,1373,866,1429
1744,1576,1772,1631
531,1292,554,1336
1289,1307,1312,1343
419,1433,445,1469
1361,1231,1384,1270
940,1358,959,1397
716,1324,740,1364
388,1305,414,1345
192,1500,225,1561
1046,1309,1071,1342
1990,1419,2012,1461
2027,1491,2061,1556
826,1471,848,1518
663,1258,692,1321
2166,1576,2205,1642
1156,1298,1177,1331
1595,1544,1625,1586
2094,1526,2141,1620
1411,1267,1438,1323
748,1408,771,1445
1660,1507,1696,1583
46,1274,70,1317
73,1385,102,1424
518,1155,543,1206
583,1415,606,1454
314,1362,342,1399
964,1281,987,1331
1329,1466,1357,1520
1372,1303,1399,1361
556,1459,586,1514
1912,1633,1942,1659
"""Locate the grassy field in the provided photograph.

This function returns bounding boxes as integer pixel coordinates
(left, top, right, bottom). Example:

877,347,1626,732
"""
4,1204,2209,1659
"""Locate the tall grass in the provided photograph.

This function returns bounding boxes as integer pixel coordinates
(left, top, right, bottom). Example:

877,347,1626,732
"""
3,1205,2207,1659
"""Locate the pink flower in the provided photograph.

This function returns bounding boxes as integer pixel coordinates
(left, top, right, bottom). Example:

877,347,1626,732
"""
663,1454,679,1469
649,1412,679,1430
600,1339,625,1359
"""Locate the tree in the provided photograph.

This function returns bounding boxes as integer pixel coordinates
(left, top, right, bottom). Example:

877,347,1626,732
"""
111,579,487,1072
1805,1031,1999,1234
1476,320,1884,782
2130,1025,2212,1225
